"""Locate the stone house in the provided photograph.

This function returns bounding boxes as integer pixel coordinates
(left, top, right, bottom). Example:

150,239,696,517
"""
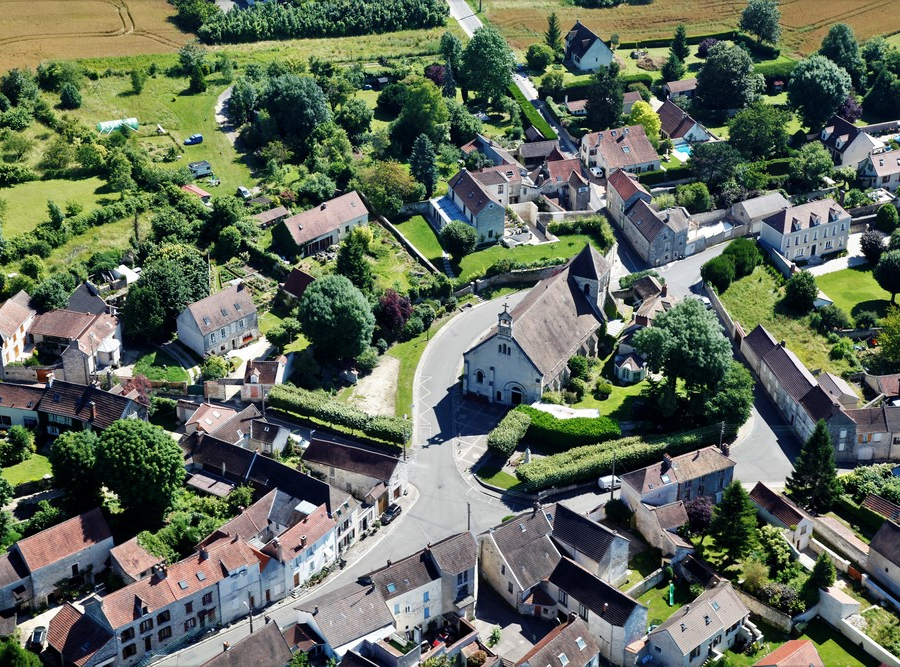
427,532,479,620
859,151,900,192
247,418,290,456
47,603,116,667
0,508,113,612
841,405,900,462
517,615,599,667
27,309,123,382
429,169,505,245
518,140,563,169
657,100,711,144
460,134,524,171
564,21,613,72
580,126,660,178
644,502,695,560
528,158,591,211
110,537,164,585
201,620,292,667
463,244,610,405
36,378,147,438
549,503,629,586
544,558,647,666
0,382,43,429
729,192,791,232
241,356,286,402
302,438,408,516
273,191,369,258
646,583,750,667
759,198,850,262
369,552,445,633
662,78,697,100
0,291,35,373
867,520,900,599
820,115,885,170
176,283,258,358
605,169,651,230
749,482,814,551
184,403,239,436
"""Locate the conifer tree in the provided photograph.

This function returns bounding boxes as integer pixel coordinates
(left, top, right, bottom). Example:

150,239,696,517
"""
786,419,840,513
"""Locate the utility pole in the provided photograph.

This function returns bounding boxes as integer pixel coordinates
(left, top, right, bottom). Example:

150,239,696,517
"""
719,421,725,450
247,590,254,634
467,502,471,532
610,449,616,500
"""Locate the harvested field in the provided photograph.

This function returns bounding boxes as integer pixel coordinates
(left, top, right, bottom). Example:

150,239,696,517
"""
0,0,188,71
485,0,900,58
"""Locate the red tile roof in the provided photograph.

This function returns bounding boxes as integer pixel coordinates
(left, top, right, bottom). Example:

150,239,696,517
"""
28,309,95,340
48,603,113,667
546,158,583,185
273,504,334,559
583,125,659,171
863,493,900,521
16,508,111,572
280,191,368,247
749,482,809,528
753,639,824,667
0,291,35,341
606,169,650,203
110,537,163,581
181,184,212,199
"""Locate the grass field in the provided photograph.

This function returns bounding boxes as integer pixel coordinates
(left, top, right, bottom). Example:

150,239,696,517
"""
395,216,446,266
456,235,599,282
816,265,893,319
618,550,660,591
637,579,692,626
725,619,879,667
0,177,109,237
133,349,189,382
1,454,51,487
481,0,899,59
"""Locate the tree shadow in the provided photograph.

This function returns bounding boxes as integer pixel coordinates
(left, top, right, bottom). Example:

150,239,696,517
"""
851,299,891,320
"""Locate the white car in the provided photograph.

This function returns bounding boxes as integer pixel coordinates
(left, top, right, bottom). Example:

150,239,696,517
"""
589,167,603,179
598,475,622,491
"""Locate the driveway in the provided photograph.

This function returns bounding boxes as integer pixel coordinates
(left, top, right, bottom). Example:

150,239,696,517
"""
215,85,238,148
808,232,866,276
446,0,482,37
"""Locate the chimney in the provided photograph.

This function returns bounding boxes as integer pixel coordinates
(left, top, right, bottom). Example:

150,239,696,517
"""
780,340,786,347
301,535,308,547
320,203,327,210
387,559,392,567
567,611,578,625
532,501,541,516
47,373,54,388
223,642,231,652
661,453,673,472
313,606,319,615
199,548,209,561
660,283,667,297
273,537,284,562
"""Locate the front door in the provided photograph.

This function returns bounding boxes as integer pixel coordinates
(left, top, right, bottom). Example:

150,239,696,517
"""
811,244,818,256
534,606,541,617
294,572,301,588
510,388,524,405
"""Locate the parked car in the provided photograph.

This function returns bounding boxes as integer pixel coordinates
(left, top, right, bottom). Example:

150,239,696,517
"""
381,503,402,524
237,186,252,200
597,475,622,491
589,166,603,179
184,133,203,145
28,626,47,652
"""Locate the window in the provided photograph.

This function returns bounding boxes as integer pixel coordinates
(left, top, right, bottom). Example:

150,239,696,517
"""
423,591,430,603
476,370,484,384
185,602,194,614
803,234,808,244
501,564,506,575
184,618,197,632
558,654,569,666
210,332,216,343
238,319,244,329
457,571,470,585
508,581,513,594
558,590,568,605
826,240,833,250
394,603,400,614
424,607,431,619
121,628,135,642
220,328,226,338
839,440,845,451
139,619,154,634
578,603,588,620
202,593,213,605
72,563,79,576
498,185,504,194
158,627,172,641
123,644,137,658
157,610,170,624
689,646,701,660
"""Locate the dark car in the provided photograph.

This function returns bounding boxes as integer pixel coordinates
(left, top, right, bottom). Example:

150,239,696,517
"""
28,626,46,652
184,133,203,145
381,503,402,524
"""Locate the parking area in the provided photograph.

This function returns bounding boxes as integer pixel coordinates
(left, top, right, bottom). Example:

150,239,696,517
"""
470,581,553,663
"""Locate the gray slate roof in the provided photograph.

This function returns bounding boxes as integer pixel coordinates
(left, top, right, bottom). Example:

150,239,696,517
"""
870,520,900,566
517,617,599,667
296,582,394,650
550,503,624,563
487,509,560,590
649,583,748,654
369,550,440,600
428,532,477,575
548,557,642,626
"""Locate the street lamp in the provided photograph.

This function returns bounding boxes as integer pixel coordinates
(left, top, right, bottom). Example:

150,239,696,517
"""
242,591,254,634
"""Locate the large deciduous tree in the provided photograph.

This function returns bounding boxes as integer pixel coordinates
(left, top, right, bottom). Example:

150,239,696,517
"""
585,61,623,131
820,23,867,90
790,141,834,191
440,31,463,75
260,74,330,155
696,42,764,110
786,419,840,513
875,250,900,303
336,228,374,292
49,430,102,510
627,101,660,141
352,161,425,219
784,270,818,313
711,481,759,563
689,141,743,188
96,420,185,524
739,0,782,44
703,361,755,429
788,56,851,130
391,76,449,153
860,229,885,264
441,221,478,259
462,26,515,102
297,275,375,360
727,102,789,160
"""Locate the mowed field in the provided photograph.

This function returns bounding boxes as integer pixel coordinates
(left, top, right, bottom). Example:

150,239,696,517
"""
485,0,900,57
0,0,187,71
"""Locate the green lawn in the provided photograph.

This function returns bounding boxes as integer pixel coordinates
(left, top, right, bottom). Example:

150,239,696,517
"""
476,466,521,489
258,310,310,355
395,216,445,266
456,235,599,283
861,606,900,657
637,579,692,626
2,455,51,487
619,550,662,591
1,177,109,237
133,349,190,382
727,619,879,667
719,266,853,376
816,266,892,320
574,379,646,421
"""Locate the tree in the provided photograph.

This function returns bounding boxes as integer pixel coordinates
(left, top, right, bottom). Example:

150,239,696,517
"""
352,161,425,219
689,141,743,186
820,23,867,90
376,289,413,336
526,44,554,71
711,481,759,563
786,419,840,513
545,12,563,54
228,77,258,126
217,225,243,260
410,134,438,197
298,275,375,360
660,51,687,83
788,56,851,131
727,102,789,160
59,82,82,109
441,221,478,259
539,70,564,100
336,230,374,292
684,495,714,535
0,638,41,666
784,270,818,312
671,25,690,61
877,204,900,232
178,41,207,74
96,420,185,523
809,551,836,590
5,426,33,465
586,61,623,131
838,95,863,122
106,150,134,192
201,355,229,381
0,68,39,106
462,27,515,102
49,430,102,509
698,37,719,58
391,76,448,152
881,306,900,365
122,283,166,340
19,254,43,280
2,133,34,161
722,237,761,278
626,101,661,142
695,42,763,110
335,98,372,142
790,142,834,191
675,182,712,214
267,317,302,352
261,74,331,154
188,65,207,94
863,68,900,119
703,361,755,428
131,68,147,95
875,250,900,303
739,0,782,44
701,255,736,292
440,31,464,75
861,229,885,264
442,62,457,98
29,277,68,312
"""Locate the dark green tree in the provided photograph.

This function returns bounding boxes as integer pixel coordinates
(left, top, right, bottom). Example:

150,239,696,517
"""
786,419,840,513
696,42,763,110
297,275,375,360
809,551,837,590
122,283,166,340
442,62,456,98
790,141,834,190
585,61,623,131
660,51,687,83
671,25,690,61
820,23,867,90
391,76,448,152
188,66,207,94
29,278,68,312
336,230,374,292
861,229,885,264
875,250,900,303
228,77,258,126
788,55,851,130
335,98,373,142
462,26,515,102
711,481,759,563
545,12,563,54
722,237,761,278
701,255,735,292
784,270,818,312
410,134,438,197
96,420,185,523
59,82,82,109
441,220,478,259
440,31,464,75
216,225,243,260
703,361,755,428
739,0,782,44
877,204,900,232
675,182,711,213
727,102,789,160
131,68,147,94
0,637,41,666
0,68,39,106
49,430,102,510
260,74,331,154
689,141,743,186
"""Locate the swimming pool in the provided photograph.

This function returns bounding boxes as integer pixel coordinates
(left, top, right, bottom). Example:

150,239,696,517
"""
674,141,693,158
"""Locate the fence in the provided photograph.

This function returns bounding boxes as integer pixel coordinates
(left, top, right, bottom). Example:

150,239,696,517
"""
762,243,796,278
811,516,869,569
473,264,567,293
807,537,852,573
378,214,441,275
839,618,900,667
624,568,665,598
705,282,742,342
732,589,794,633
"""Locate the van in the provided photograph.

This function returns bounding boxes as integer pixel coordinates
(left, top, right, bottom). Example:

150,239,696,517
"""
598,475,622,491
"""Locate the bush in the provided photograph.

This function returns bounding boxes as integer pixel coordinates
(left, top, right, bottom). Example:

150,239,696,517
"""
487,409,532,458
639,164,694,185
441,220,477,258
526,44,554,71
722,238,760,279
355,347,379,374
594,379,613,399
508,84,556,140
784,271,817,313
515,405,619,450
818,304,852,331
605,498,632,526
568,377,587,401
546,215,614,249
855,310,879,329
567,355,591,380
877,204,900,233
701,255,736,293
829,337,855,361
861,229,885,264
697,37,719,57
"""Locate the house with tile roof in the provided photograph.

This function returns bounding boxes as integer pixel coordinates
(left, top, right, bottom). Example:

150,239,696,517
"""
645,501,695,559
38,377,147,437
110,537,164,585
749,482,814,551
863,372,900,401
580,125,660,178
429,169,505,245
463,244,610,405
663,78,698,100
282,267,316,301
647,582,751,667
185,403,239,436
759,198,850,262
0,381,43,429
657,100,711,143
820,115,885,170
272,191,369,258
201,618,292,667
564,21,613,72
0,508,113,612
868,520,900,599
0,291,36,373
859,150,900,192
730,192,792,231
517,140,563,169
241,356,286,402
47,602,116,667
252,205,291,229
176,282,258,358
862,493,900,522
517,615,599,667
548,503,629,586
752,639,824,667
528,158,591,211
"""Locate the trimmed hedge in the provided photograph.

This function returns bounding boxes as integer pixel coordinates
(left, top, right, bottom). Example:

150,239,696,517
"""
516,432,705,488
487,410,532,458
268,384,411,445
640,164,694,185
509,85,557,140
732,33,781,60
515,405,620,450
833,495,885,538
617,30,734,50
754,60,797,85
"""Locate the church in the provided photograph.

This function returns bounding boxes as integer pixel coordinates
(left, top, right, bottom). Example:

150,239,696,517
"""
462,244,611,405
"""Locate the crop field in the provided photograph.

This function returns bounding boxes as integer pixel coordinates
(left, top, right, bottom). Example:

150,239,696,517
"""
483,0,900,58
0,0,188,71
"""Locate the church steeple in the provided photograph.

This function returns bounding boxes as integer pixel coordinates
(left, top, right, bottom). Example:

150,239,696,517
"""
498,303,513,339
